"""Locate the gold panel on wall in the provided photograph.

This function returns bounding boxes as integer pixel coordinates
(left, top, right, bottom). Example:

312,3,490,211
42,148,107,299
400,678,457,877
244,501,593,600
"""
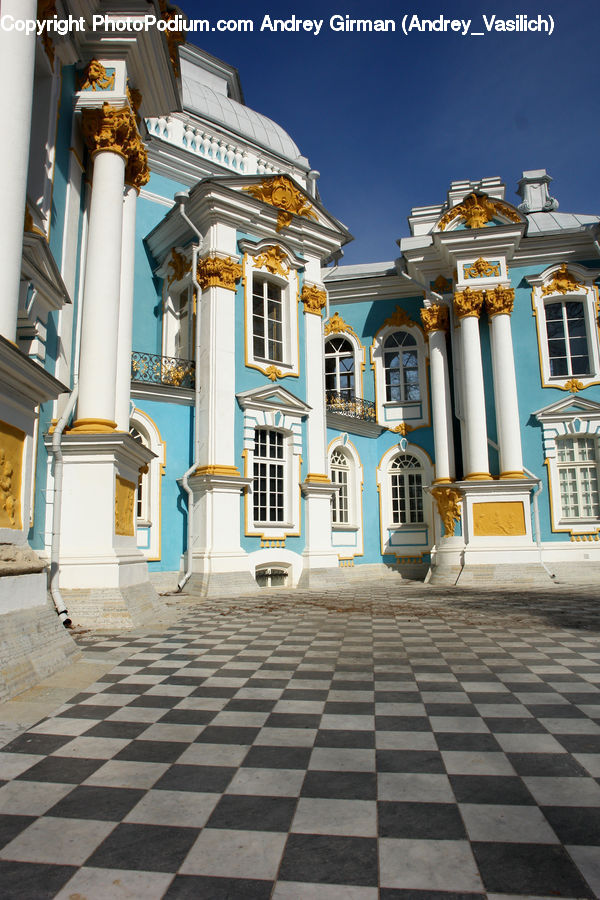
0,420,25,530
115,476,136,536
473,501,526,537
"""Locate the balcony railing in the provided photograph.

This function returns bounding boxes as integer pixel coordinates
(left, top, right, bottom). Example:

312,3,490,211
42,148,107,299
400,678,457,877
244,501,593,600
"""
131,352,195,389
326,391,376,422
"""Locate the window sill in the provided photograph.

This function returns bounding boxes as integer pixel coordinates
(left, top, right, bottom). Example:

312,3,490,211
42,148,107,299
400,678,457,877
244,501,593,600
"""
383,400,421,408
332,524,359,532
254,521,294,529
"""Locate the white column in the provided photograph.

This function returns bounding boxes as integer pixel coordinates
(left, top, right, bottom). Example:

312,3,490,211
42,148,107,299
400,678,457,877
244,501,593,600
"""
421,306,455,483
486,288,524,478
115,185,138,431
454,290,491,480
0,0,37,340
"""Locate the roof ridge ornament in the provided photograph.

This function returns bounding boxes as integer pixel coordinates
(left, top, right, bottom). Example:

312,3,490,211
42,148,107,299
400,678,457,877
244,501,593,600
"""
243,176,318,231
438,191,521,231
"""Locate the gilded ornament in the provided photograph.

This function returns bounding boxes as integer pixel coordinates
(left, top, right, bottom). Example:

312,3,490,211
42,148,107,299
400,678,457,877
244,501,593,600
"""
81,103,136,161
431,486,462,537
541,263,585,296
0,420,24,530
301,284,327,316
79,60,115,92
125,135,150,190
453,288,484,319
253,246,289,277
196,256,242,291
384,306,415,328
305,473,332,484
473,501,526,536
159,0,186,76
390,423,412,436
265,365,283,382
115,476,135,536
464,257,501,279
438,192,521,231
38,1,57,67
484,286,515,317
432,275,452,294
324,312,359,339
420,304,449,334
563,378,585,393
243,176,318,231
167,248,191,285
127,85,143,122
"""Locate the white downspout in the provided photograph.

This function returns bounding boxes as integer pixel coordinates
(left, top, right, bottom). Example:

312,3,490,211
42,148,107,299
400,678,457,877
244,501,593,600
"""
49,384,78,627
174,192,203,591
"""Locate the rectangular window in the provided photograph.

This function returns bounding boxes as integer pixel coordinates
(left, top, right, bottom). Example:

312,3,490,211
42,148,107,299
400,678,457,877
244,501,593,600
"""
546,301,590,377
253,429,284,523
253,277,283,362
557,437,599,519
391,472,424,524
331,467,349,524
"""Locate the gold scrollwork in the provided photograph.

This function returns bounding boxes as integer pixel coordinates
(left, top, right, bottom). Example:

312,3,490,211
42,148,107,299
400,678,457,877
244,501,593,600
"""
158,1,186,76
196,256,242,291
384,306,416,329
563,378,585,393
125,133,150,190
453,288,484,320
484,286,515,317
265,365,283,382
38,1,57,67
80,60,115,92
541,263,586,296
420,304,449,334
464,257,501,279
301,284,327,316
167,248,191,285
432,274,452,294
324,312,359,339
390,423,412,436
243,176,318,231
438,192,521,231
253,246,289,277
431,486,462,537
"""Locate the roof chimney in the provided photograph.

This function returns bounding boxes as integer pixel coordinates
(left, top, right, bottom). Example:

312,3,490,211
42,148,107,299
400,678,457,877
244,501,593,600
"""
517,169,559,214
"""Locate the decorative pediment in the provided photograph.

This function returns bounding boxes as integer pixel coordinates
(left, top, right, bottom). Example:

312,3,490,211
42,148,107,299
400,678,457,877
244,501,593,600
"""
527,261,595,294
243,175,318,231
236,384,311,416
534,396,600,424
436,192,523,232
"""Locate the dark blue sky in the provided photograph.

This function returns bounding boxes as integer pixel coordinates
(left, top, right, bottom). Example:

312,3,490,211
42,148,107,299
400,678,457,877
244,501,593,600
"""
176,0,599,264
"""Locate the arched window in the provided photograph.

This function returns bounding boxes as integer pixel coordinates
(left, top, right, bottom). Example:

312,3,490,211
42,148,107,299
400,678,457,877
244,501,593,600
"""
129,425,150,522
325,337,355,400
556,436,599,519
384,332,420,402
330,448,350,524
545,300,590,377
389,454,424,525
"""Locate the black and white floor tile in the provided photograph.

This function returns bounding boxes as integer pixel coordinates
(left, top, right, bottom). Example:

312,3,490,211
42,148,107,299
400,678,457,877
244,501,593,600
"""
1,589,600,898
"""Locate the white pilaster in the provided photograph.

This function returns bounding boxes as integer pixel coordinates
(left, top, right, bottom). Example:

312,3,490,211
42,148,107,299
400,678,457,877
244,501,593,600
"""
74,150,125,430
0,0,37,340
422,307,455,483
486,291,524,478
115,184,138,430
454,291,490,480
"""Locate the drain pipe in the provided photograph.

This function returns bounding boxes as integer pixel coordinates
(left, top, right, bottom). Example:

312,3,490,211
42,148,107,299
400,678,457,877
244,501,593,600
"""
49,384,78,627
174,192,203,592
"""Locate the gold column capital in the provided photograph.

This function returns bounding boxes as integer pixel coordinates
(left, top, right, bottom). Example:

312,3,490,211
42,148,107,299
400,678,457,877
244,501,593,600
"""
125,132,150,191
420,304,449,334
81,103,136,162
453,288,484,320
301,284,327,316
196,256,242,291
484,286,515,318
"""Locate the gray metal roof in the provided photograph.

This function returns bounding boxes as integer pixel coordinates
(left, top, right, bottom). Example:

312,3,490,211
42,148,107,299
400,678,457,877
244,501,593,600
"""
323,261,396,281
525,211,599,234
181,80,303,163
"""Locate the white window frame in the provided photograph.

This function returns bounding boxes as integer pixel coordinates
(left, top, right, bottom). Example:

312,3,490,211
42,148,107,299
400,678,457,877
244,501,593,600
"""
328,436,364,560
129,410,166,560
535,396,600,535
371,319,429,429
376,442,433,557
240,240,302,380
253,427,286,526
529,263,600,391
556,436,599,520
325,335,356,400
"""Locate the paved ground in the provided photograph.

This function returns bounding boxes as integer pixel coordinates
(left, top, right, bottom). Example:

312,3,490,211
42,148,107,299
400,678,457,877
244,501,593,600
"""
1,580,600,899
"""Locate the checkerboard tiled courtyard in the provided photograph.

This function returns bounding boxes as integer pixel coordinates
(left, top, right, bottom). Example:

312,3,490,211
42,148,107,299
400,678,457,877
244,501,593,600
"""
2,580,600,899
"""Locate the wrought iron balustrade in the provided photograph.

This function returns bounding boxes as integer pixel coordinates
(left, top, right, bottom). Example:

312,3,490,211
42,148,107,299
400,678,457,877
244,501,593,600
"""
326,391,376,422
131,351,195,389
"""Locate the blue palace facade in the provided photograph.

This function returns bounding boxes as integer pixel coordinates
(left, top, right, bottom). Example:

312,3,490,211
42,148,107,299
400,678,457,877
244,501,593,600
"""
1,1,599,697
